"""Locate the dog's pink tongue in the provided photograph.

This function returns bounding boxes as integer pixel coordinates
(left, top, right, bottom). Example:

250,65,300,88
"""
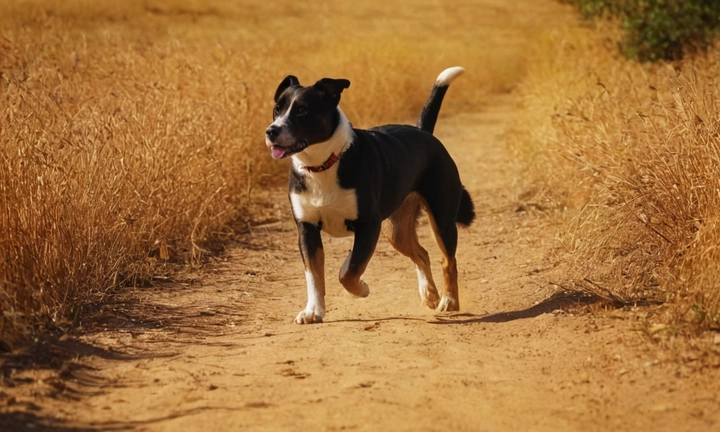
270,146,286,159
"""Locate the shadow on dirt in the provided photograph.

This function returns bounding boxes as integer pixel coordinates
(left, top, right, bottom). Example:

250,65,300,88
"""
1,285,248,383
0,411,101,432
0,283,250,430
1,331,159,395
429,290,604,324
0,313,177,431
330,291,606,326
0,405,250,432
81,287,247,336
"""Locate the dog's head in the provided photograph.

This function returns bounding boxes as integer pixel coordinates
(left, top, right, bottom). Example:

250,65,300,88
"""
265,76,351,159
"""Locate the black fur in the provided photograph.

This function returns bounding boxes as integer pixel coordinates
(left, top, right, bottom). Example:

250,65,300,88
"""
326,123,467,261
313,78,351,106
297,221,323,264
274,75,299,102
267,78,348,157
457,188,475,226
417,85,449,134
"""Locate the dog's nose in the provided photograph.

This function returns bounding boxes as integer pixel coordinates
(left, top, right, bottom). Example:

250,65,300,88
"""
266,125,280,142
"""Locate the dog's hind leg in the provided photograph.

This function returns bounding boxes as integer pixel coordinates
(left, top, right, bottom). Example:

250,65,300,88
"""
382,194,441,309
421,197,461,312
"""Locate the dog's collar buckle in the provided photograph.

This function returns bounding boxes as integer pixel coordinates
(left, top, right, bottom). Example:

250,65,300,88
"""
304,153,339,173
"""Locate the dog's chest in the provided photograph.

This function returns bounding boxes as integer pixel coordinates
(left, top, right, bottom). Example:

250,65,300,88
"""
290,172,358,238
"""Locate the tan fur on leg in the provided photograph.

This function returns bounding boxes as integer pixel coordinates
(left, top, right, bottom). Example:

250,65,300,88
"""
383,194,441,309
422,201,460,311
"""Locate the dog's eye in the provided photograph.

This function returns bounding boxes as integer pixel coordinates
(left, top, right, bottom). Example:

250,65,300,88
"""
273,106,280,116
296,106,307,116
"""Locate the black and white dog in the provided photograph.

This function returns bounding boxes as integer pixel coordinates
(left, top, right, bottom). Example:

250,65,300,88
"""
265,67,475,324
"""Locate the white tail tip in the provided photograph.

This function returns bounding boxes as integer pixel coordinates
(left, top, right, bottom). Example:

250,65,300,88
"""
436,66,465,86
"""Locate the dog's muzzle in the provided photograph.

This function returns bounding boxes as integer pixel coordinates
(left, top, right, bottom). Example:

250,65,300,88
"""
265,125,308,159
268,140,308,159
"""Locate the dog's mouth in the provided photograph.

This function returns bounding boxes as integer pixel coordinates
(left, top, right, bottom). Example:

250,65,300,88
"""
270,140,308,159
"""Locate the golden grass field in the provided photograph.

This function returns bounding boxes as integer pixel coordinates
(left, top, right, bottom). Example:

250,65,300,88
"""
0,0,543,346
1,0,719,350
514,22,720,334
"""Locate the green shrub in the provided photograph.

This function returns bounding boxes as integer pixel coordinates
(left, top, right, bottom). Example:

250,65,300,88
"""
564,0,720,61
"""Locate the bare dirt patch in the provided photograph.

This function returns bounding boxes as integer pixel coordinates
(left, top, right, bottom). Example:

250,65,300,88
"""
2,97,719,431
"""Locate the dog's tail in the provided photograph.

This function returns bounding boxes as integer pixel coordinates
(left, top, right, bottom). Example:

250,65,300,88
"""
457,187,476,227
416,66,465,134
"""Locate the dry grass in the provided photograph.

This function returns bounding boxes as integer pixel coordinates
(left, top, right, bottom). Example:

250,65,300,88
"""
514,22,720,331
0,0,562,345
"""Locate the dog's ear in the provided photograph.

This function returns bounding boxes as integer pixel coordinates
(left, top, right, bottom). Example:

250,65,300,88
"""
313,78,351,106
274,75,300,102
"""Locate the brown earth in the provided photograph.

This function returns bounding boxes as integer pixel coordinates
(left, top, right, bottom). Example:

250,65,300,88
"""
2,95,720,431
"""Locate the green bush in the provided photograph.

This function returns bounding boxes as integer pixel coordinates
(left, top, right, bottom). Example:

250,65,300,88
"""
564,0,720,61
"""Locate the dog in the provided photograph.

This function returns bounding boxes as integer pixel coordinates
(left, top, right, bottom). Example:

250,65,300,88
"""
265,67,475,324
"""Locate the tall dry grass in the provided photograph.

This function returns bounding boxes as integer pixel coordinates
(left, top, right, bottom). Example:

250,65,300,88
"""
0,0,568,345
1,11,262,344
514,23,720,331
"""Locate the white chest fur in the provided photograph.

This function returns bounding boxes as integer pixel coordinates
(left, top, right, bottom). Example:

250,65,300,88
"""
288,107,358,238
290,171,358,238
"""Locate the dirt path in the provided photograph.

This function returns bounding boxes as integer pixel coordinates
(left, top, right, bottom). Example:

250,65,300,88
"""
2,96,719,431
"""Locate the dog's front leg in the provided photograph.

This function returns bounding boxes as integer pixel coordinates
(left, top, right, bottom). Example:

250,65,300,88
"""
339,221,381,298
296,221,326,324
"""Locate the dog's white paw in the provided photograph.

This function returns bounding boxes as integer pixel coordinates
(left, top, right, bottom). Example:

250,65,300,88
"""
436,296,459,312
295,308,324,324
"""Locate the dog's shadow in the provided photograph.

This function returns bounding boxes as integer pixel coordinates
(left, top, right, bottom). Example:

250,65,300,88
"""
332,290,602,325
429,290,603,324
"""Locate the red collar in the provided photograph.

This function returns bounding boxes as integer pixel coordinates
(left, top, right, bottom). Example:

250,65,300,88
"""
303,153,339,173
